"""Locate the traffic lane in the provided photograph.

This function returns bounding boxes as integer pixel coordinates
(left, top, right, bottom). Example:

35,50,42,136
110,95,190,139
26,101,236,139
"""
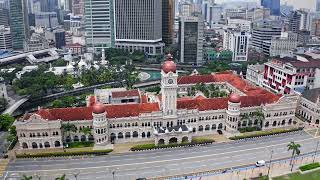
8,136,318,179
49,140,317,180
8,132,311,171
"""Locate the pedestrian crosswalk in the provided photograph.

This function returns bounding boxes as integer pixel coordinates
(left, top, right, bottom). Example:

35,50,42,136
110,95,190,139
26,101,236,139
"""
0,159,9,177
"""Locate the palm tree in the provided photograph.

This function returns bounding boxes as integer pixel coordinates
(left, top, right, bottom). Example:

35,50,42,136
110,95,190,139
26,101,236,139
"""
287,141,301,171
61,122,77,140
55,174,68,180
21,175,33,180
80,127,92,136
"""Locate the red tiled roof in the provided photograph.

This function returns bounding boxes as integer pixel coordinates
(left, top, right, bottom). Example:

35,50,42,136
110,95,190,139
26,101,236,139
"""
112,89,140,98
141,95,148,103
177,98,228,111
178,74,215,84
32,103,160,121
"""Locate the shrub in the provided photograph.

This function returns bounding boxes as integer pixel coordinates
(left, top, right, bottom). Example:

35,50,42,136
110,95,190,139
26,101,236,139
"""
229,128,302,140
130,138,215,151
16,149,113,158
238,127,261,133
67,141,94,148
299,162,320,171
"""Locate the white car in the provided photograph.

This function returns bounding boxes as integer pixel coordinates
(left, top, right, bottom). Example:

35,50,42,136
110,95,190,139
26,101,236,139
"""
255,160,266,167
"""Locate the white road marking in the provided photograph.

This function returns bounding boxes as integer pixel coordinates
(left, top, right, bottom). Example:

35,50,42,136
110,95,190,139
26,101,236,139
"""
6,137,317,174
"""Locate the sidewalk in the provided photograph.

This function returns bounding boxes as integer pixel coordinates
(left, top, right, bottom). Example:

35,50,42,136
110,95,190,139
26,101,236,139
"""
178,154,320,180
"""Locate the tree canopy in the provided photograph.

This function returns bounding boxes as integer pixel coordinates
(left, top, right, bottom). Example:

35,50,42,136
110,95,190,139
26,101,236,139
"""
0,114,15,131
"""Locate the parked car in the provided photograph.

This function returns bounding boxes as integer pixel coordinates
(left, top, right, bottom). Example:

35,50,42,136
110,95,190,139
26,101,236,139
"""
255,160,266,167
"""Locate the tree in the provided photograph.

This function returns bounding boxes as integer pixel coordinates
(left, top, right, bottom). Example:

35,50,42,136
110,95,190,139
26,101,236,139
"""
0,98,7,111
21,175,33,180
80,127,92,136
0,114,15,131
287,141,301,171
55,174,68,180
7,125,17,142
61,123,77,139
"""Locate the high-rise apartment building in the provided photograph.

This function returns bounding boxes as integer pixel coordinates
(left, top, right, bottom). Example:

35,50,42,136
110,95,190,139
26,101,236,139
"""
162,0,175,46
260,0,280,16
0,26,12,50
223,29,250,62
202,0,222,26
72,0,85,16
85,0,114,52
251,22,282,51
179,16,203,65
114,0,164,56
289,10,312,33
9,0,29,50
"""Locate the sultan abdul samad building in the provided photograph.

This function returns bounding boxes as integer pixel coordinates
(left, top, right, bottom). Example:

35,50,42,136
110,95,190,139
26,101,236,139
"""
14,55,299,150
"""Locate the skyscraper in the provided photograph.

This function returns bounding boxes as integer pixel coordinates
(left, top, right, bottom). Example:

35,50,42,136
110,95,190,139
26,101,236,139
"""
9,0,29,50
179,16,204,66
261,0,280,16
162,0,175,46
114,0,164,56
85,0,114,52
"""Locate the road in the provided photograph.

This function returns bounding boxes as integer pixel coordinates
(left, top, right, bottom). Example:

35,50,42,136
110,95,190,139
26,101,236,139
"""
2,98,28,115
4,131,319,180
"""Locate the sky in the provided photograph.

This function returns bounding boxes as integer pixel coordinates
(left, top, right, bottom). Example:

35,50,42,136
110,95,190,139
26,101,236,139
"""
215,0,316,11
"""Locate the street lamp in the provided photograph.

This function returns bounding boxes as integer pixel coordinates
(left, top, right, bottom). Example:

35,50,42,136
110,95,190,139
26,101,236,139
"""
267,149,274,177
313,140,320,163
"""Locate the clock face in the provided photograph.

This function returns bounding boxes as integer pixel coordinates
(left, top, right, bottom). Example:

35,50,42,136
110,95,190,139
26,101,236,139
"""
168,79,174,84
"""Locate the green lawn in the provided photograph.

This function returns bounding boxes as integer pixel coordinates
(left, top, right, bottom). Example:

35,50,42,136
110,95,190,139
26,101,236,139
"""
273,169,320,180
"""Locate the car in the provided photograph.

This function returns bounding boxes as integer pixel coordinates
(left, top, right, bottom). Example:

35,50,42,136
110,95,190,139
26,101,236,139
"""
217,130,223,134
255,160,266,167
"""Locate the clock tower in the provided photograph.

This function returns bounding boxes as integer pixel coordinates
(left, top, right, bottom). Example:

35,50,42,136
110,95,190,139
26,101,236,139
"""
161,54,178,116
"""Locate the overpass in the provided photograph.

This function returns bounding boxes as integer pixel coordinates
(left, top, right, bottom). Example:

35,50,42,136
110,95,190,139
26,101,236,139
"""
2,98,29,115
3,80,161,116
0,48,60,66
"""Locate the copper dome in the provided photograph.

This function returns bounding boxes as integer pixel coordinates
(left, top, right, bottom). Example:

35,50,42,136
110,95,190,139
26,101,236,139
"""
229,93,241,103
162,53,176,73
92,102,105,114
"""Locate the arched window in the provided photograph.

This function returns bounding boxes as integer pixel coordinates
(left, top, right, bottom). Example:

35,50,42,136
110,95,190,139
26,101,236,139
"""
205,125,210,131
125,132,131,138
22,142,28,149
198,125,204,131
272,121,277,127
44,142,50,148
142,132,146,138
316,119,320,124
81,135,86,142
218,123,223,129
32,142,38,149
132,131,138,138
265,122,269,127
54,141,61,147
212,124,216,130
147,132,151,138
118,132,123,139
281,120,286,125
158,139,165,145
74,135,79,142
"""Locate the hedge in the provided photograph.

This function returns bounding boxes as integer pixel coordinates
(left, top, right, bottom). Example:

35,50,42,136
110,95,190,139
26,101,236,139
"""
238,127,261,133
229,128,303,140
66,141,94,148
16,149,113,158
130,138,215,151
299,162,320,171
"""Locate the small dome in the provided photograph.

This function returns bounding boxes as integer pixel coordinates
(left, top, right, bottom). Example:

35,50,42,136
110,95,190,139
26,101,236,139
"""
92,102,105,114
229,93,241,103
